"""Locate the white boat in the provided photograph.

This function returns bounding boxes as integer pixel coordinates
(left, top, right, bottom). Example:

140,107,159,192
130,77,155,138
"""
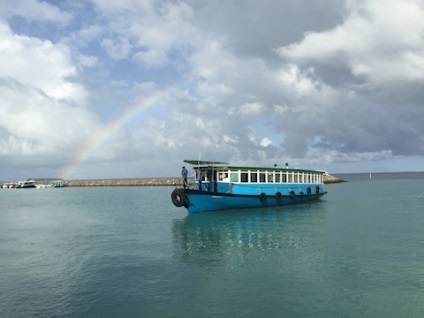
36,184,54,188
16,180,36,188
34,179,64,188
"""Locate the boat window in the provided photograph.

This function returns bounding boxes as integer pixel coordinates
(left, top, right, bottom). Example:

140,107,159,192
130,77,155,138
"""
218,172,229,181
241,172,248,182
267,172,274,183
250,171,258,182
259,172,266,182
230,172,239,182
282,172,287,183
294,173,298,183
288,172,293,183
275,172,280,183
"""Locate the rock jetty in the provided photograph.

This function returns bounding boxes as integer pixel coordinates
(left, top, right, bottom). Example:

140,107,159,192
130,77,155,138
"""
62,175,344,187
323,175,346,184
63,178,182,187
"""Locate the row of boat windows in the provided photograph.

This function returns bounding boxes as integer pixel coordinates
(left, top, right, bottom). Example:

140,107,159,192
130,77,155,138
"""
216,171,323,184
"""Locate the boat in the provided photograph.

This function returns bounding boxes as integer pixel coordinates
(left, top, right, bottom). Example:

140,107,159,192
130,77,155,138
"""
35,180,64,188
171,160,327,213
1,182,18,188
16,180,36,188
35,184,54,188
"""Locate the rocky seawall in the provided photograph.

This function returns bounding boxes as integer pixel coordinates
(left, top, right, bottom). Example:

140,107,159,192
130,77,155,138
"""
62,175,345,187
323,175,346,184
63,178,181,187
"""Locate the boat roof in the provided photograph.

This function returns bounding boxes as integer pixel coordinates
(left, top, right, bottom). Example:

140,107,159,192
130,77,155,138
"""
183,159,229,165
183,159,325,174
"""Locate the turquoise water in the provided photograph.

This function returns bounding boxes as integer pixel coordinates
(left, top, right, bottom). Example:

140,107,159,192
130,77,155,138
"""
1,174,424,317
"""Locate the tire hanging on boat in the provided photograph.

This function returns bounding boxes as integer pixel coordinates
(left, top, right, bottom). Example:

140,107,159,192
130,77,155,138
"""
275,191,282,201
259,193,267,202
299,191,304,199
316,186,320,194
171,189,187,207
307,187,311,195
289,191,295,199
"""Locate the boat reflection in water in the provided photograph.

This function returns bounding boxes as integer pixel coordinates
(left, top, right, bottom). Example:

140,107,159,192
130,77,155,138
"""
172,202,326,267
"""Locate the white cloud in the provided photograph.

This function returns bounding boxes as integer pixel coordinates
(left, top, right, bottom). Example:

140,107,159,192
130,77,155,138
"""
92,0,198,67
260,137,272,147
0,0,72,25
277,65,319,96
277,0,424,85
0,24,83,101
230,102,265,117
0,22,100,161
101,37,133,60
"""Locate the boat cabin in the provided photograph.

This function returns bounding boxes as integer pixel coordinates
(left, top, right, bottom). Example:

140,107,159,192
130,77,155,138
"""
184,160,324,193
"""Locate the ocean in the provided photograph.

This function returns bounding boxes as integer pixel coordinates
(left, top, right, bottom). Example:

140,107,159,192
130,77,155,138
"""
1,172,424,318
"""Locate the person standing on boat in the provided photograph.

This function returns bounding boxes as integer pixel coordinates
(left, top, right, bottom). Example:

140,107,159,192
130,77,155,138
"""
181,166,188,189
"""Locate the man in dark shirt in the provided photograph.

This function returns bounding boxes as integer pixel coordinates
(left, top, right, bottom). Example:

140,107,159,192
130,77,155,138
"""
181,166,188,188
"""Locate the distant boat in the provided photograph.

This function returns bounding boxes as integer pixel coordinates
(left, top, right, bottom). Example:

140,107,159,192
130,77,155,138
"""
35,180,64,188
318,170,329,176
16,180,36,188
171,160,327,213
2,182,18,188
36,184,54,189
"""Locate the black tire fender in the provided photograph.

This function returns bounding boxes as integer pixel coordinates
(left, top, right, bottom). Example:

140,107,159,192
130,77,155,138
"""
275,192,282,201
171,189,187,207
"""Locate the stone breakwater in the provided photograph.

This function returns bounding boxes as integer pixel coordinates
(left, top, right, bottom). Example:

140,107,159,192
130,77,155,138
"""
63,175,344,187
323,175,346,184
63,178,182,187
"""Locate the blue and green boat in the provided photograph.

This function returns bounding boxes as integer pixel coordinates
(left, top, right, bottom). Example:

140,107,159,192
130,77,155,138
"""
171,160,327,213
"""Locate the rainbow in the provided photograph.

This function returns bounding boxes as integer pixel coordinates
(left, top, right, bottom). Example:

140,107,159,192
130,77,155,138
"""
59,68,212,179
59,84,179,179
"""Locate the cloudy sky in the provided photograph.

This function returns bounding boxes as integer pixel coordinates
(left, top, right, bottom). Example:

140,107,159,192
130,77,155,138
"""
1,0,424,180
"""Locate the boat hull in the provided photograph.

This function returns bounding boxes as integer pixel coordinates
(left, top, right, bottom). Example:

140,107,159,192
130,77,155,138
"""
179,189,326,213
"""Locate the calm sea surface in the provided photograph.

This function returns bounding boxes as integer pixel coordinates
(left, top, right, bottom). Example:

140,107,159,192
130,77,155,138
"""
1,172,424,318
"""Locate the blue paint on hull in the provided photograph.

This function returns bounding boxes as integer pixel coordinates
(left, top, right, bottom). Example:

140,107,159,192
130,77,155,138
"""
183,190,326,213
